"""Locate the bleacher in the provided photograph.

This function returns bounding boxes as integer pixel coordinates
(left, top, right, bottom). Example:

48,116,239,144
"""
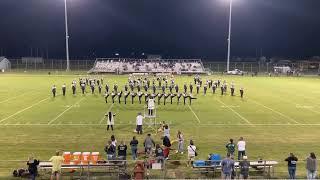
88,58,206,74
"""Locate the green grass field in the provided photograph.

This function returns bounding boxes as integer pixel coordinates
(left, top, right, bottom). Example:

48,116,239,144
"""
0,72,320,178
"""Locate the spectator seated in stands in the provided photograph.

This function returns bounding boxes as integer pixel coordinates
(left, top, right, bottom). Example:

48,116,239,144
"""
89,58,205,74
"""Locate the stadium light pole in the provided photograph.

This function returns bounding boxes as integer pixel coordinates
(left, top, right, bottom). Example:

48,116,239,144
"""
64,0,70,71
226,0,233,72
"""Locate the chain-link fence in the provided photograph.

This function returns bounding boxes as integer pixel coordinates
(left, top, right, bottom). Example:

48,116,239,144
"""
203,61,320,75
6,59,320,75
9,59,95,71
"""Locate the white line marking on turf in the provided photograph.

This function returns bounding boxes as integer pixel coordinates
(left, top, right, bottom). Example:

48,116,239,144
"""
48,98,85,125
0,91,33,104
3,123,320,126
215,98,252,125
187,104,200,123
99,104,114,124
249,99,300,124
0,97,50,123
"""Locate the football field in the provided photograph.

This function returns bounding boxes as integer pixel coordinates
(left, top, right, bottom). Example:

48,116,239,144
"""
0,72,320,178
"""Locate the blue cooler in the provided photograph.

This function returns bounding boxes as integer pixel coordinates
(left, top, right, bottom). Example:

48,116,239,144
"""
193,160,206,167
209,154,221,166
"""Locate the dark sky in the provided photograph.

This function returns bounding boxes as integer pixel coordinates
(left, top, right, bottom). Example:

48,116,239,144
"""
0,0,320,60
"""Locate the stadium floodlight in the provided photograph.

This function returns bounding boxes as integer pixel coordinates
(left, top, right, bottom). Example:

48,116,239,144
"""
65,0,70,71
226,0,233,72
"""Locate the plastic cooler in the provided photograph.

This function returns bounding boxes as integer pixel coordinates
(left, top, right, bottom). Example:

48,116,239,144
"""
63,152,71,164
72,152,82,165
81,152,91,164
193,160,206,167
91,152,100,164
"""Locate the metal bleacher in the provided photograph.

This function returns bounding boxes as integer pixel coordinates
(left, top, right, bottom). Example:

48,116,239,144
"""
88,58,206,74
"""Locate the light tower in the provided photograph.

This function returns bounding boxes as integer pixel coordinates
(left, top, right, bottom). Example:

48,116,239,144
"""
226,0,233,72
64,0,70,71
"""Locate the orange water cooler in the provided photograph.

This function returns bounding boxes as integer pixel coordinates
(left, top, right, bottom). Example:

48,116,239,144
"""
81,152,91,164
63,152,71,164
72,152,81,165
91,152,100,164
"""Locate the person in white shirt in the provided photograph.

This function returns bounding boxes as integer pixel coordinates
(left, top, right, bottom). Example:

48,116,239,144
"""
111,135,117,147
237,137,246,160
177,131,184,154
147,98,155,116
187,140,197,167
163,124,170,138
136,112,144,134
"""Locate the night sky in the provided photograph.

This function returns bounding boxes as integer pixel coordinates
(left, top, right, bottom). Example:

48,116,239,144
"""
0,0,320,60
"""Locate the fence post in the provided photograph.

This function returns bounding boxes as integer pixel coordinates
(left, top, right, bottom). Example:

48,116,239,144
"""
250,64,253,73
217,64,220,72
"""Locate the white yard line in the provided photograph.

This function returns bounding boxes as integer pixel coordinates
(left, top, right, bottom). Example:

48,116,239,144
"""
299,106,320,115
2,123,320,126
0,91,34,104
0,97,50,123
249,99,300,124
187,104,201,123
99,104,114,124
215,98,252,125
47,98,85,125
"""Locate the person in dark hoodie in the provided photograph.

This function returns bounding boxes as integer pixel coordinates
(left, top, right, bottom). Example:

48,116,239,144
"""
27,155,40,180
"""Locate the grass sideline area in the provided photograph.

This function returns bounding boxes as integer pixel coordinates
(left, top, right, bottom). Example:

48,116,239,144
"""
0,72,320,178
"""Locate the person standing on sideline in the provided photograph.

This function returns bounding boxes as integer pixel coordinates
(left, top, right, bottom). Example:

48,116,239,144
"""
226,139,236,157
306,152,317,179
111,135,117,147
52,85,56,97
117,141,127,160
130,136,139,160
49,151,64,180
177,131,184,154
105,111,116,131
163,124,170,138
27,155,40,180
136,112,144,134
239,155,250,179
144,134,155,155
187,140,197,167
104,141,116,160
237,137,246,160
155,144,165,167
285,153,298,179
221,153,235,179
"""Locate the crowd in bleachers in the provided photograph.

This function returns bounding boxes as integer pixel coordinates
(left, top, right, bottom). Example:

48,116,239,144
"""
89,59,205,74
